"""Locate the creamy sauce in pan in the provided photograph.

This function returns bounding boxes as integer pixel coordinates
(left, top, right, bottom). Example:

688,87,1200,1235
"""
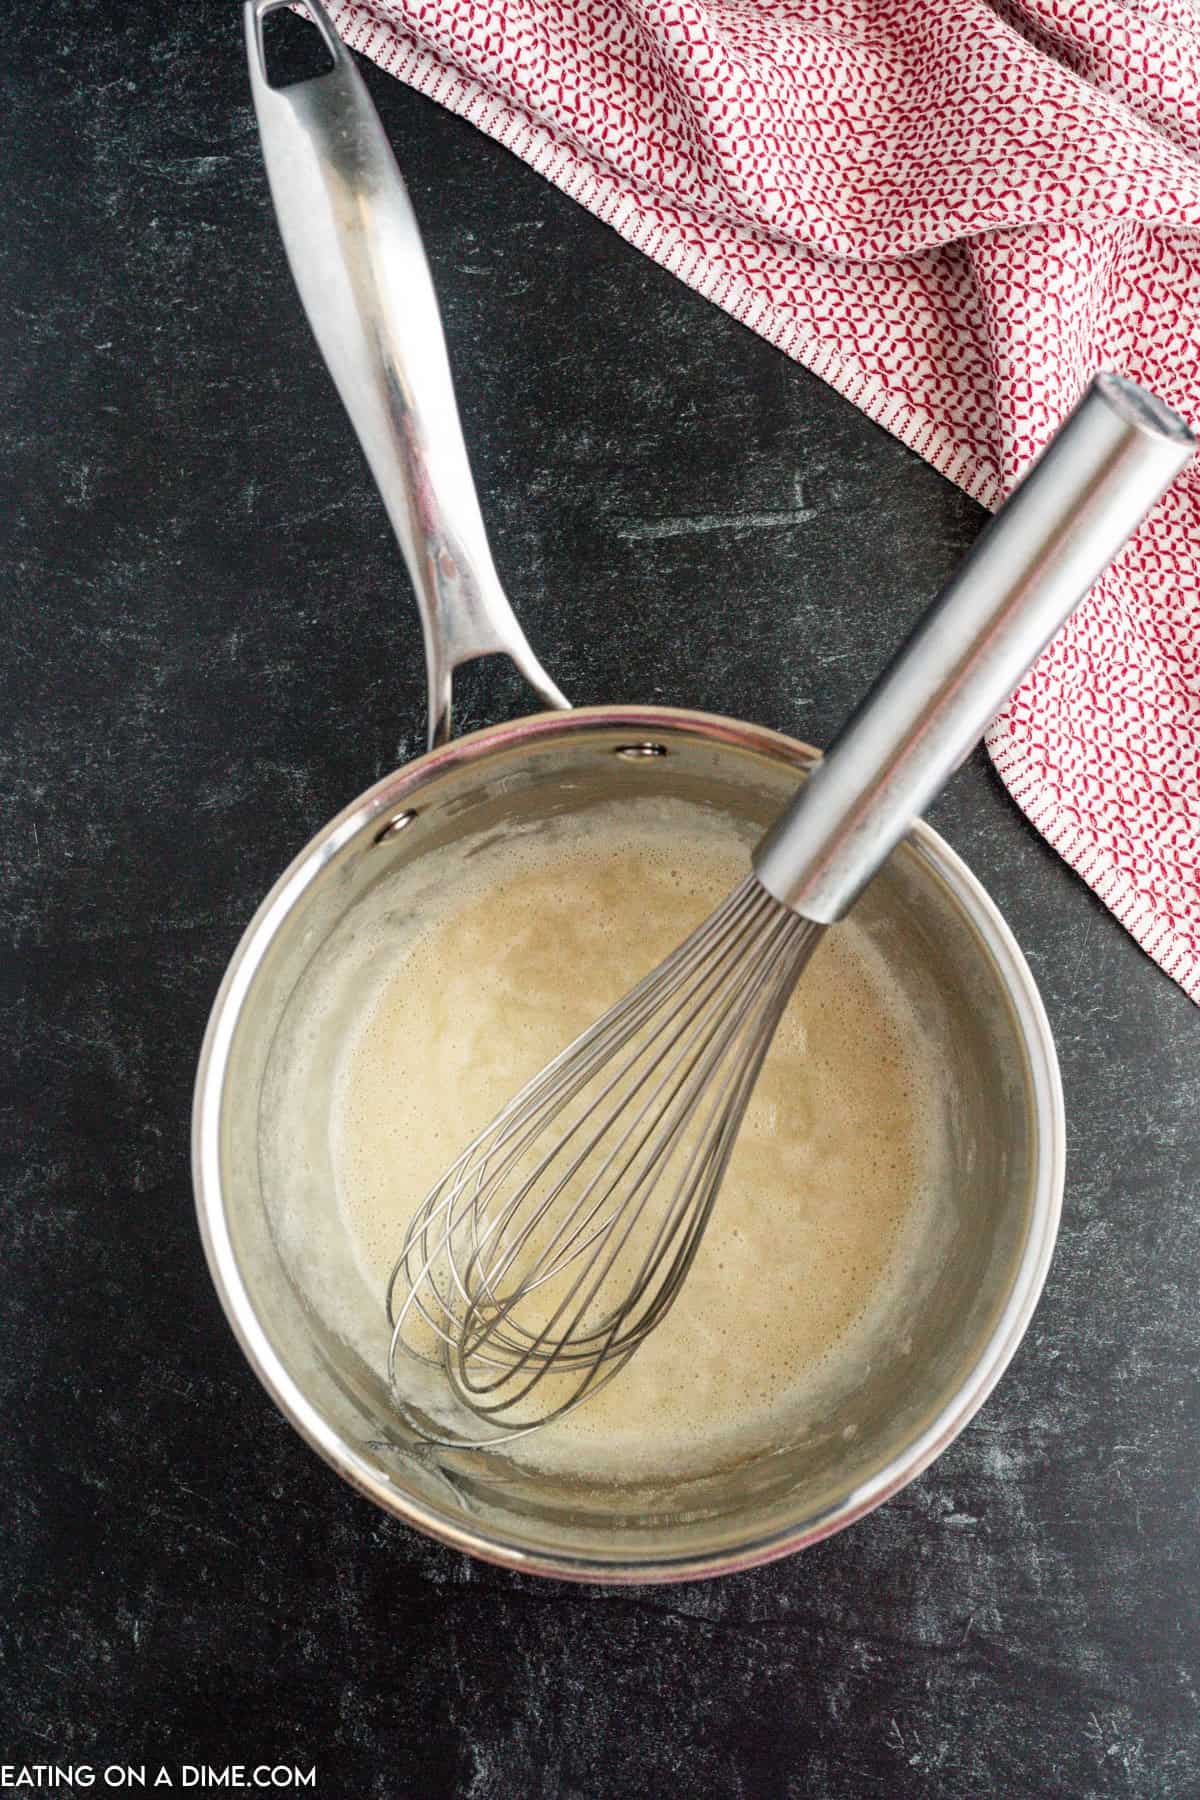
327,801,944,1481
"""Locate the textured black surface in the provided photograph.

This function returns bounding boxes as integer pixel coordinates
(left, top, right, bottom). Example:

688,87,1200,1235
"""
3,5,1198,1796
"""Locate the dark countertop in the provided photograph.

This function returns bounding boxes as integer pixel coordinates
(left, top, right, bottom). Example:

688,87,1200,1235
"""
3,5,1198,1795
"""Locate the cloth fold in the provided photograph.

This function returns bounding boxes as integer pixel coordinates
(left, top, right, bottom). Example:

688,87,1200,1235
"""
328,0,1200,1000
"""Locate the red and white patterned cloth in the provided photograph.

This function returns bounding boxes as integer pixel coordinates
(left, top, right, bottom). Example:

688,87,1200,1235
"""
327,0,1200,1001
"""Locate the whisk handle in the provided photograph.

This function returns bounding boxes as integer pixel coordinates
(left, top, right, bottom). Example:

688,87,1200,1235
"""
753,373,1195,923
244,0,569,749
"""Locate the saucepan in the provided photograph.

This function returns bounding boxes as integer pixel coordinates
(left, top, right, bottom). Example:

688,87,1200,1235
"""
192,0,1073,1582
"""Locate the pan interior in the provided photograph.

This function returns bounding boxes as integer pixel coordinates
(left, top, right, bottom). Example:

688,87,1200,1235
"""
214,716,1043,1570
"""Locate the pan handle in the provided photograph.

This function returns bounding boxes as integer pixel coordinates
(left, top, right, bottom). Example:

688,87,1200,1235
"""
245,0,570,749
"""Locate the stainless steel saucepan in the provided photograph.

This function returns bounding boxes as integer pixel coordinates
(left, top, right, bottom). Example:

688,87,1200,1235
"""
192,0,1124,1580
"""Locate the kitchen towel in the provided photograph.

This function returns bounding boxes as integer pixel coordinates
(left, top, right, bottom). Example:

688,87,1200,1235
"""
321,0,1200,1002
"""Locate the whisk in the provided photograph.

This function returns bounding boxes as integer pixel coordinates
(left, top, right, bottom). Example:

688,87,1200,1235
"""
388,375,1193,1447
390,875,822,1438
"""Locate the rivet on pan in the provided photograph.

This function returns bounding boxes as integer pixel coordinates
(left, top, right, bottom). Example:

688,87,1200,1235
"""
614,743,668,760
373,809,419,844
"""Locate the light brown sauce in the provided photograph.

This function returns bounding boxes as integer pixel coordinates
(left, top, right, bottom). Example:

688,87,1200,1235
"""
329,802,942,1481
